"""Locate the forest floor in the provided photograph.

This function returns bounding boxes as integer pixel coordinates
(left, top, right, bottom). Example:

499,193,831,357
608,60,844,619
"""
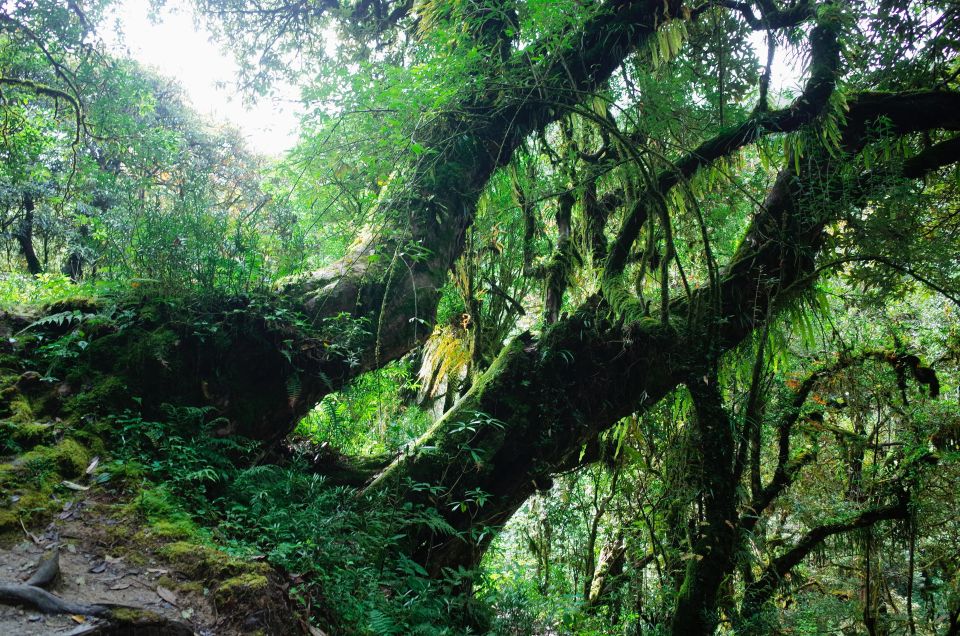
0,342,315,635
0,491,217,635
0,475,309,635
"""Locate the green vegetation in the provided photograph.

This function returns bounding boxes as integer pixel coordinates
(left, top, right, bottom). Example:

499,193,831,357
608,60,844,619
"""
2,0,960,634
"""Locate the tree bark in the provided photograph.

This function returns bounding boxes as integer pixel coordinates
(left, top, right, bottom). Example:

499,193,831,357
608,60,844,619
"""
15,193,43,276
669,368,739,636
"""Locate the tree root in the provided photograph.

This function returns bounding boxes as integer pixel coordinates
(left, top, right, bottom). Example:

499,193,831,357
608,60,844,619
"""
0,582,110,616
25,545,60,588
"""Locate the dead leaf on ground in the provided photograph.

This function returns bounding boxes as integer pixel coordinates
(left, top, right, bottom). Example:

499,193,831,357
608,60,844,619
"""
157,585,178,606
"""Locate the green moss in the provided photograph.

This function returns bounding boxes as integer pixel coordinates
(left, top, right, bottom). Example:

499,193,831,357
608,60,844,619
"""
214,572,269,608
3,490,57,529
155,575,179,590
45,296,103,315
8,395,35,423
15,490,51,511
0,388,16,414
63,375,128,418
12,438,89,488
0,463,15,488
0,373,21,393
150,519,198,541
106,607,147,623
13,452,57,488
125,487,203,540
159,540,268,581
105,607,172,626
0,421,55,448
0,508,18,533
155,574,204,595
53,438,89,477
176,580,204,595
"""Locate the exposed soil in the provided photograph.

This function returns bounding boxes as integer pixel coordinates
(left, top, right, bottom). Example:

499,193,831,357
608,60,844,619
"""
0,492,305,635
0,499,214,634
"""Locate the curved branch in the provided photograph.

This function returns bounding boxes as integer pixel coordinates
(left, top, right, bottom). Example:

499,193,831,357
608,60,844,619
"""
0,77,83,145
742,497,909,614
721,1,813,30
604,19,841,278
0,13,85,145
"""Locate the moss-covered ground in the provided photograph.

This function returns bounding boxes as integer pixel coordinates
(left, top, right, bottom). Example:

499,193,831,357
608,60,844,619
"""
0,333,304,635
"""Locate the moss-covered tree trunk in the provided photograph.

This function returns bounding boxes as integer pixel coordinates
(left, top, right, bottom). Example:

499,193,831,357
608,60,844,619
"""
364,149,832,577
41,0,684,444
362,92,960,581
668,366,739,635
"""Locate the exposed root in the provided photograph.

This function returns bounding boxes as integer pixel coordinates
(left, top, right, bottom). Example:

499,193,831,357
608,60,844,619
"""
0,582,110,616
25,546,60,588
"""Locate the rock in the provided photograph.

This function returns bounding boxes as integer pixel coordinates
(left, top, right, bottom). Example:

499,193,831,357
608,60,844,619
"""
16,371,42,388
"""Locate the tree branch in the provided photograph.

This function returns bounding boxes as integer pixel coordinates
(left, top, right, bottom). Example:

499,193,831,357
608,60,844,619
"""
742,496,909,614
604,19,841,278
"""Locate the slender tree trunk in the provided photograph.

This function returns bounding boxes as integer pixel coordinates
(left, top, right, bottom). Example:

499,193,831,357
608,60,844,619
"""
587,533,629,612
15,193,42,276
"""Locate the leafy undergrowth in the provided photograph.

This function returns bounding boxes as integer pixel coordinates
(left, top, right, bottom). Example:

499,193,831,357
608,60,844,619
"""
117,414,489,635
0,311,487,635
0,374,303,634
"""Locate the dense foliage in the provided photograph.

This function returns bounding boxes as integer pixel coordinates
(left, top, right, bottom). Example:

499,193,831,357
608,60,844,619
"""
1,0,959,634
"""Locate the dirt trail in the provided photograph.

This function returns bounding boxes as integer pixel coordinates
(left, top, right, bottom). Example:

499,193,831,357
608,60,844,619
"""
0,497,218,635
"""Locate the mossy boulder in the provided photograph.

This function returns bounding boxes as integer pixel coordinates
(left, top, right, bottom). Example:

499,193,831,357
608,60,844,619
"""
17,438,89,479
7,395,36,423
63,375,129,418
0,488,60,541
213,571,299,635
0,420,56,449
